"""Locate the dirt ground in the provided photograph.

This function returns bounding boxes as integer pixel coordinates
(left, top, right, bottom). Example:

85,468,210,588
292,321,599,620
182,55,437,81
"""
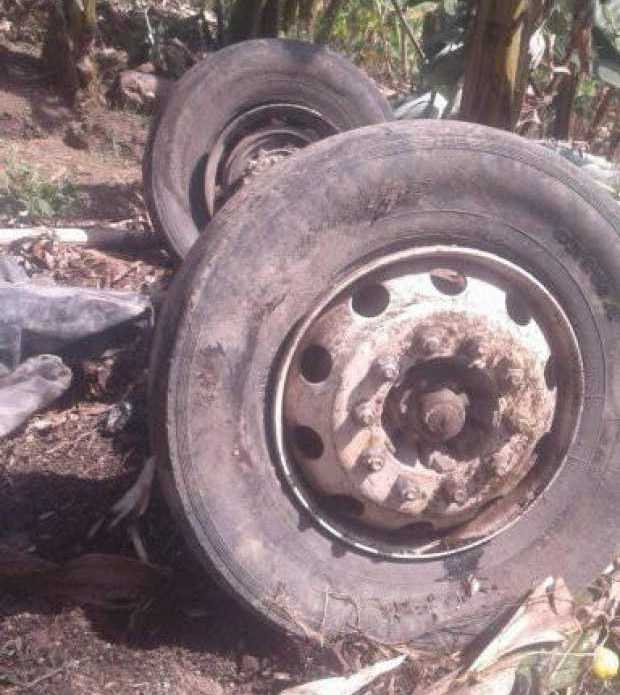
0,37,445,695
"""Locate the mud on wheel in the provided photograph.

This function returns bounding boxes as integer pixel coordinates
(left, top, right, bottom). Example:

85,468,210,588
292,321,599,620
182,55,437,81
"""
150,120,620,645
143,39,392,259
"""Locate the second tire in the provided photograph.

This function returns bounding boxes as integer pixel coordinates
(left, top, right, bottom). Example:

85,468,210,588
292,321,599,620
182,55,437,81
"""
144,38,393,259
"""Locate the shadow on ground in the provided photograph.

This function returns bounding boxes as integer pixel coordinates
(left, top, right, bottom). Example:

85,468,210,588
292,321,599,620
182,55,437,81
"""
0,466,311,665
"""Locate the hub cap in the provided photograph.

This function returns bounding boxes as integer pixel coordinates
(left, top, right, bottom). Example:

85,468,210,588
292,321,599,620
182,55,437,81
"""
273,247,584,559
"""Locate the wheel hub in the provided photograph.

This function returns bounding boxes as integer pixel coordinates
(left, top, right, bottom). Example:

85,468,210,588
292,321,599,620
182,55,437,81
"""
276,247,582,556
407,387,467,443
204,103,337,217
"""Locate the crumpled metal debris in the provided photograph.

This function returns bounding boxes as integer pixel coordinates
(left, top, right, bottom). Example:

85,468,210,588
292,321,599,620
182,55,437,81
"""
0,254,152,437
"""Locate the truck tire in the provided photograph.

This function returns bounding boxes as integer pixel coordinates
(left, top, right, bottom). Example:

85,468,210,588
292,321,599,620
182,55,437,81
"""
150,120,620,646
144,39,392,259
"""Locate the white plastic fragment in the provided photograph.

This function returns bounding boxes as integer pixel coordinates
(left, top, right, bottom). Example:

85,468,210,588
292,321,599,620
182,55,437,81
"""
280,654,406,695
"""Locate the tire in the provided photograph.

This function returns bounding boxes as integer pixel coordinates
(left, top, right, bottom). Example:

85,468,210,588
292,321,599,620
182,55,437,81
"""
143,39,392,260
150,120,620,646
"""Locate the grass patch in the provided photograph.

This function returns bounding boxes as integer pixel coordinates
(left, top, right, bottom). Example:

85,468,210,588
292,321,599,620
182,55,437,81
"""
0,155,79,221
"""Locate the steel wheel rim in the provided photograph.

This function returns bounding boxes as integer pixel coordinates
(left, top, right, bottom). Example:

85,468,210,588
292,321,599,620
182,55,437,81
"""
272,245,584,560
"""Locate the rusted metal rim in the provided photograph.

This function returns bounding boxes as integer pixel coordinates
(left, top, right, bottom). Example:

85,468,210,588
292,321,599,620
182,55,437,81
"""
204,103,337,217
272,246,584,559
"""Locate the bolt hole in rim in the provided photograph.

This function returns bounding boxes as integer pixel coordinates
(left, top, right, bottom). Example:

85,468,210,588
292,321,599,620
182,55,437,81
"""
300,344,332,383
273,246,584,560
351,284,391,317
292,425,325,460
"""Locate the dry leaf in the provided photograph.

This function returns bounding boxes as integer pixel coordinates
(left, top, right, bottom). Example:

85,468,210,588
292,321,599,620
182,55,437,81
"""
0,550,168,610
418,577,580,695
280,655,406,695
469,577,579,674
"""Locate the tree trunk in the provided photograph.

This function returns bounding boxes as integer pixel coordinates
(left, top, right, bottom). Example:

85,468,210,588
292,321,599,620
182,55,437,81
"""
552,64,578,140
229,0,298,42
610,123,620,161
42,0,98,104
314,0,349,44
586,86,613,143
460,0,533,130
299,0,320,33
228,0,268,43
545,0,593,139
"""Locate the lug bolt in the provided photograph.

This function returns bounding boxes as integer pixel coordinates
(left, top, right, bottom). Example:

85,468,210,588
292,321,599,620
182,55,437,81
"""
353,401,375,426
422,336,441,353
444,477,467,504
360,448,385,472
453,488,467,504
459,336,484,363
496,358,525,393
402,486,419,502
507,368,524,388
394,476,423,503
375,357,399,381
416,328,449,357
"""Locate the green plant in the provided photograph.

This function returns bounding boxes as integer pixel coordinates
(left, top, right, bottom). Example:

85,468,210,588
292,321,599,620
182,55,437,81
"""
0,158,79,221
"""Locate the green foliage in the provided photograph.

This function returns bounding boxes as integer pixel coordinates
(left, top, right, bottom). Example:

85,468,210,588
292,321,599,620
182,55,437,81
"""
323,0,437,83
0,158,79,221
594,0,620,85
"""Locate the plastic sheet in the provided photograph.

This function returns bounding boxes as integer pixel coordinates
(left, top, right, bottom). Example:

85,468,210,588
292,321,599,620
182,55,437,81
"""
0,258,152,437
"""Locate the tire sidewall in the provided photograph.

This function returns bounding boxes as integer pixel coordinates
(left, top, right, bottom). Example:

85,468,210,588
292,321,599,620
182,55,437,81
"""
153,121,620,644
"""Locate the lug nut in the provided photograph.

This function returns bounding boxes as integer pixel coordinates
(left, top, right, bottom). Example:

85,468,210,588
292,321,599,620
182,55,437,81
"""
360,448,385,472
496,358,525,393
422,336,441,354
444,477,467,504
453,488,467,504
353,401,375,426
416,327,449,357
506,368,524,388
402,486,419,502
459,336,484,363
375,357,399,381
394,476,423,503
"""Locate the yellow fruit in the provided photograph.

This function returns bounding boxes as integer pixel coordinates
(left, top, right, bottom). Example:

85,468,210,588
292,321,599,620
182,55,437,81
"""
592,646,619,680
